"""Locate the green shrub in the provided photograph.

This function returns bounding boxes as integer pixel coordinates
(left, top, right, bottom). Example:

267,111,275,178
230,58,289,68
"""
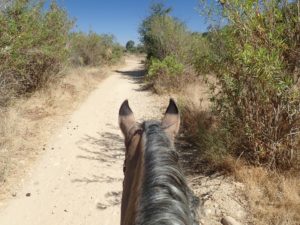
198,0,300,169
110,43,124,64
70,32,124,66
0,0,73,105
188,33,213,74
125,40,135,52
139,4,191,62
139,3,208,92
148,55,184,78
146,55,188,93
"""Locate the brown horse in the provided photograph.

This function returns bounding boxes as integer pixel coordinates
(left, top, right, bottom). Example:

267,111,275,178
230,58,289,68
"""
119,99,199,225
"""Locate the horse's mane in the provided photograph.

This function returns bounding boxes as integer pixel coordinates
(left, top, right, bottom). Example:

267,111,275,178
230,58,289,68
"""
136,121,199,225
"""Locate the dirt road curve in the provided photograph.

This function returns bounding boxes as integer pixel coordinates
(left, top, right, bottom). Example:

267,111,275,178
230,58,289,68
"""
0,57,164,225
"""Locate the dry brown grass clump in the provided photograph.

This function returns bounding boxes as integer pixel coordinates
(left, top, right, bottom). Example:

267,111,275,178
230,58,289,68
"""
234,166,300,225
0,66,111,199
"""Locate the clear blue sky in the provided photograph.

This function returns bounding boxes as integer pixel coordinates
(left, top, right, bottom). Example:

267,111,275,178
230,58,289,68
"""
54,0,208,46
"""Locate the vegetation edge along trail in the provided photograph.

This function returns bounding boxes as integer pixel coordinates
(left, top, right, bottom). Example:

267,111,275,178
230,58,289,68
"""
0,0,124,201
0,1,299,225
139,2,300,225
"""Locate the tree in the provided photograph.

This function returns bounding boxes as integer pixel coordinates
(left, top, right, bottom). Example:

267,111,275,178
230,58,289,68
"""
139,3,172,42
139,2,190,60
125,40,135,52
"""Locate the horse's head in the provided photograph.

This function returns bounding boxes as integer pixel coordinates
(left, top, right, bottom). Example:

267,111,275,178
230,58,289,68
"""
118,99,181,225
119,98,180,158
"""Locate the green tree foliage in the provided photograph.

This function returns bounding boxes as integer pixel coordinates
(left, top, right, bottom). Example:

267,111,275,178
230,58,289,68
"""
0,0,124,106
0,0,73,104
148,55,184,79
135,44,145,53
146,55,187,93
139,3,191,61
189,32,212,74
199,0,300,169
125,40,135,52
139,2,209,91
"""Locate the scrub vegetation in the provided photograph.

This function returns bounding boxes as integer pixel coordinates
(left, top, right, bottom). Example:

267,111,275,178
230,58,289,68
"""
139,1,300,224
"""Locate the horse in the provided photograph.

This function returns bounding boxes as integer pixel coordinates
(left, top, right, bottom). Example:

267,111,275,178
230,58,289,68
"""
119,98,199,225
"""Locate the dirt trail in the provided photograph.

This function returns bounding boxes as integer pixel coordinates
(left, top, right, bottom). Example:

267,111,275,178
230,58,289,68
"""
0,57,164,225
0,57,248,225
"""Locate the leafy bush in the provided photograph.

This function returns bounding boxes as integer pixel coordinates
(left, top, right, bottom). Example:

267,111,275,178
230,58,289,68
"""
146,55,192,93
148,55,184,78
125,40,135,52
0,0,73,105
139,3,207,91
70,32,124,66
139,3,191,62
189,33,214,74
125,41,145,54
198,0,300,169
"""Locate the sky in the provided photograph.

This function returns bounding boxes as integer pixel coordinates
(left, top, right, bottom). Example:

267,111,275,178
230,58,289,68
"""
54,0,208,46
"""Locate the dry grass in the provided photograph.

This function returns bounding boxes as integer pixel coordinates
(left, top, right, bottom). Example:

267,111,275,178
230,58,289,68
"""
0,65,117,200
233,165,300,225
196,155,300,225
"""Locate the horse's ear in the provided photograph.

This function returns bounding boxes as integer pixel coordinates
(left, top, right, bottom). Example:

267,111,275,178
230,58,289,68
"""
119,100,136,138
162,98,180,138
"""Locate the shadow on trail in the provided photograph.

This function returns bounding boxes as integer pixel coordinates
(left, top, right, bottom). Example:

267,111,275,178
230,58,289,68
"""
72,126,125,210
72,126,124,210
97,191,122,210
176,136,226,178
76,130,124,163
72,174,122,184
115,69,152,92
115,69,144,78
73,126,125,185
175,139,204,175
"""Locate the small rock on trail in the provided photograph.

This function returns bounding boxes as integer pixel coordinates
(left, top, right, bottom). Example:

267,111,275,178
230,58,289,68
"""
221,216,242,225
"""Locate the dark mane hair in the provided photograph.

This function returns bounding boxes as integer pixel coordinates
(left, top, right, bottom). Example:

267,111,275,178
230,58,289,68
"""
136,121,199,225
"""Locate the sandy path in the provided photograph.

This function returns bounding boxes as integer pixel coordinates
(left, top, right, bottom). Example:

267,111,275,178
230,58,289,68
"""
0,56,249,225
0,57,164,225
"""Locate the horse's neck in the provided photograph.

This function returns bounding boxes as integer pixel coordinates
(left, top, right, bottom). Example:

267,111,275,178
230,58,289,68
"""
121,146,144,225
